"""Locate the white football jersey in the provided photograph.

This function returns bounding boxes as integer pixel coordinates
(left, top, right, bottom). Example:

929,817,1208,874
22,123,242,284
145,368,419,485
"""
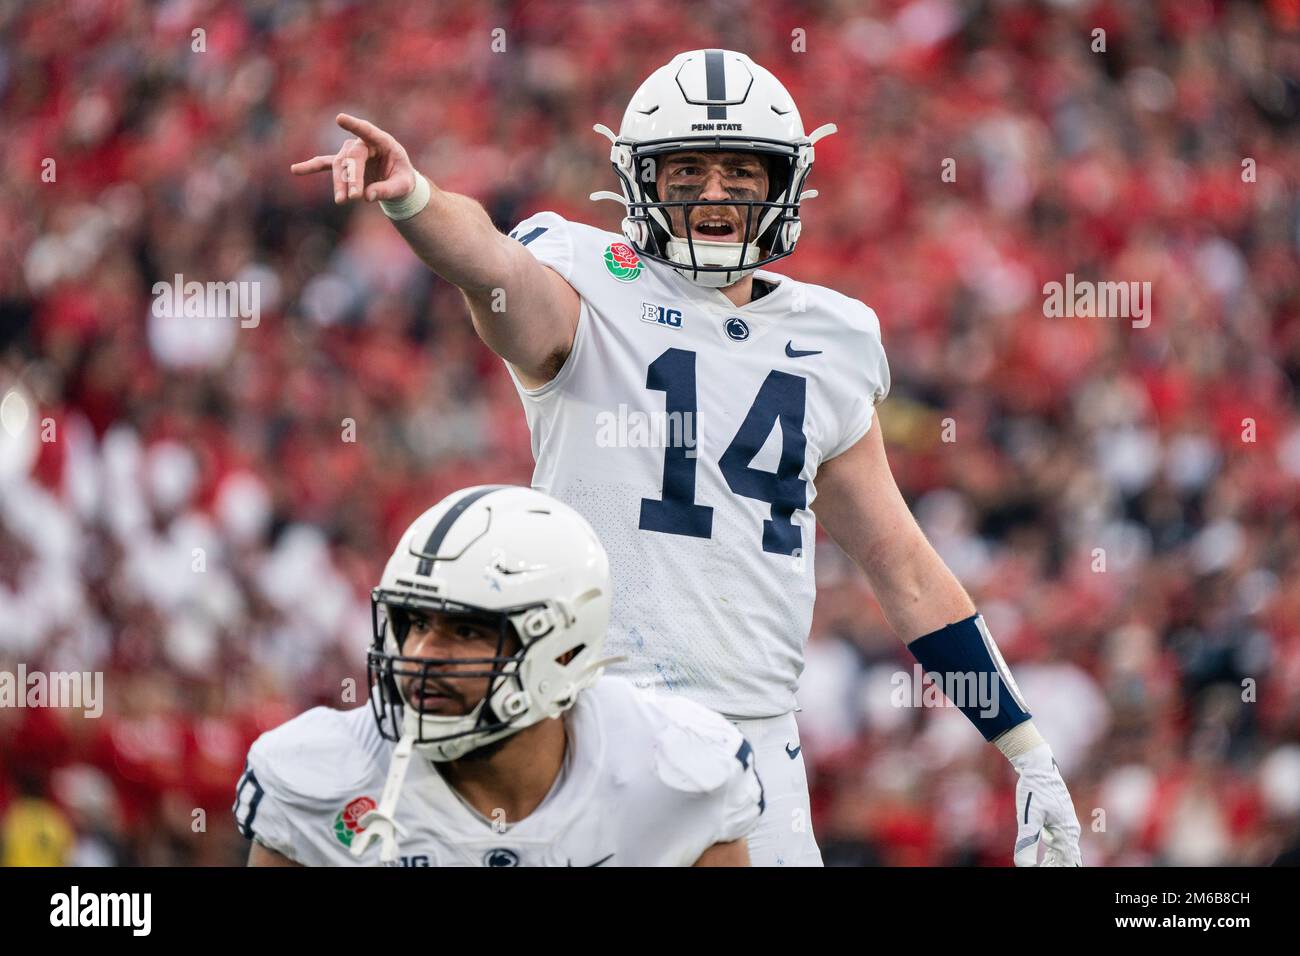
233,676,764,867
506,212,890,718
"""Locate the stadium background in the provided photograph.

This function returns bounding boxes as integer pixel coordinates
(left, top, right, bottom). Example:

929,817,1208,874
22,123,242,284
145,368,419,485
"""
1,0,1298,866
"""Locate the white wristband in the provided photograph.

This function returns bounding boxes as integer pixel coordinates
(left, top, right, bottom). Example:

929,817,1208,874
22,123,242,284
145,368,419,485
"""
379,172,431,222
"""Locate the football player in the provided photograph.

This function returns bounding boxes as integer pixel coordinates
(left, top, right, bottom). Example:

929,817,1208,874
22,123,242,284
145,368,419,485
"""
234,485,764,866
291,49,1082,867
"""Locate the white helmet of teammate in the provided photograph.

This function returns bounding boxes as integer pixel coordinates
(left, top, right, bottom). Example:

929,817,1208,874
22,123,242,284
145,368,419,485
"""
367,485,613,762
591,49,837,288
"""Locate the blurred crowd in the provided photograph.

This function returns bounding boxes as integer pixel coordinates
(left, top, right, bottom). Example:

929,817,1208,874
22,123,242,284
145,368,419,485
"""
1,0,1298,866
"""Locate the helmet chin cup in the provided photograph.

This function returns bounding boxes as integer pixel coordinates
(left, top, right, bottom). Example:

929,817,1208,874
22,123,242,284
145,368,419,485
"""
674,265,754,288
430,735,473,762
664,236,762,288
410,706,484,763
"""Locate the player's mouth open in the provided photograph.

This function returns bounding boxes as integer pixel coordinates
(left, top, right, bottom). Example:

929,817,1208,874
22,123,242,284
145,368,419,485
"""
691,218,740,241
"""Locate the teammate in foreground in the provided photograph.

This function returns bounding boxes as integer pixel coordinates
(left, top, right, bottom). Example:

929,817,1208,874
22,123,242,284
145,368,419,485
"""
291,49,1082,867
234,486,763,866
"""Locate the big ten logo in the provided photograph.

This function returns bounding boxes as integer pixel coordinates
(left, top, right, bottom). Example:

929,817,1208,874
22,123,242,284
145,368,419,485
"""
641,302,682,329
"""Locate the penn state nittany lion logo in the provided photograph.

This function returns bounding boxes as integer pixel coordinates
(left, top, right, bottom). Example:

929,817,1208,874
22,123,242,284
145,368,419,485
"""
483,848,520,867
724,316,750,341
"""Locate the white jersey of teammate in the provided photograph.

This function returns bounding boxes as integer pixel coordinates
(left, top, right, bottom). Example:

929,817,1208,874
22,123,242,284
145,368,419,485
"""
233,676,764,867
507,212,890,719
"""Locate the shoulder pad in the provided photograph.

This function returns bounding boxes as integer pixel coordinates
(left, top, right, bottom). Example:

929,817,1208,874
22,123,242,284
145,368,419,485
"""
247,707,382,809
649,695,744,795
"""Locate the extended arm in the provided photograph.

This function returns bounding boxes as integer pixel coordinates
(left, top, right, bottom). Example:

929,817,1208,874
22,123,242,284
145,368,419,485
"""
291,114,578,388
815,415,1083,866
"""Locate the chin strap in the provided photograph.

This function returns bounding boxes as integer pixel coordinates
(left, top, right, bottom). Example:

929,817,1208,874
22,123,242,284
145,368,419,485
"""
352,712,418,864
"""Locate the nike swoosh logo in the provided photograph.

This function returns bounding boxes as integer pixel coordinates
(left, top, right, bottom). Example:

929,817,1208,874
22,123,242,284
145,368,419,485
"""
785,341,822,358
492,560,546,576
566,853,615,867
785,743,801,759
1015,832,1041,853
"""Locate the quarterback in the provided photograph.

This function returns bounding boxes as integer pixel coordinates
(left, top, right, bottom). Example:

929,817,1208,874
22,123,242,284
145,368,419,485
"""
291,49,1082,866
235,486,764,866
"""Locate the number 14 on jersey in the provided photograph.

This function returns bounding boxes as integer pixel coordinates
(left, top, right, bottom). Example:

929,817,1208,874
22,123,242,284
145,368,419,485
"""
638,347,808,556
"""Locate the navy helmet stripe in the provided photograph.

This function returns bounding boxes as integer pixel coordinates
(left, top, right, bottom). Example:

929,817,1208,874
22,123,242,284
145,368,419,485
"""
705,49,727,120
415,485,508,575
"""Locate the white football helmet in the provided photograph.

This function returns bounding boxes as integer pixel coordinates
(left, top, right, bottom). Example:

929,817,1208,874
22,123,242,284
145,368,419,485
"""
366,484,613,763
592,49,837,287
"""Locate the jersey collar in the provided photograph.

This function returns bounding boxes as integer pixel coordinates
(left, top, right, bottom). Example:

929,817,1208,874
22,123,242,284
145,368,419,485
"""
693,268,788,313
668,266,790,343
408,688,606,847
